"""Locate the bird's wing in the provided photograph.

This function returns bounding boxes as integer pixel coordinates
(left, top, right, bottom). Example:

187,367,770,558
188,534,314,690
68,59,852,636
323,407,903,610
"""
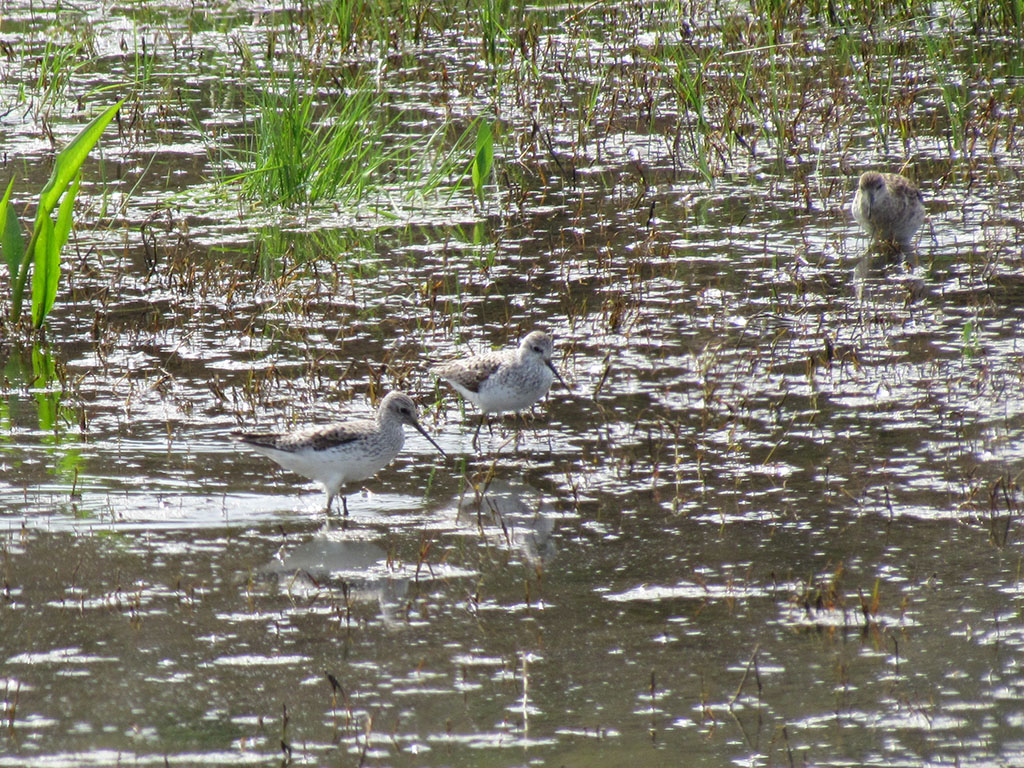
234,420,373,452
435,354,504,393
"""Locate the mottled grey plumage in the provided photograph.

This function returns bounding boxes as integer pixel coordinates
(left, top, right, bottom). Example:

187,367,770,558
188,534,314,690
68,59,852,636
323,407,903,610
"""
432,331,569,446
234,391,445,514
851,171,925,248
433,331,568,415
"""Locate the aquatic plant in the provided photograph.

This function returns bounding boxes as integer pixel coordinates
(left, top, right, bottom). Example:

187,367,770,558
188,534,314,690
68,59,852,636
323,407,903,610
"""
231,71,467,210
1,101,122,329
471,121,495,204
944,0,1023,30
921,35,977,159
223,65,485,214
663,43,721,182
311,0,447,53
789,0,967,26
33,39,85,116
728,46,800,163
233,73,392,208
845,42,888,149
480,0,516,65
961,320,980,358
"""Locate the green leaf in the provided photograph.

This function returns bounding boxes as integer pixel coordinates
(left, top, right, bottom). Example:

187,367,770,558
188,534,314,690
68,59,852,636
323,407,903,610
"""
0,178,23,279
31,215,56,328
35,100,122,231
471,121,494,202
41,215,61,326
11,100,121,325
54,173,80,255
29,173,82,329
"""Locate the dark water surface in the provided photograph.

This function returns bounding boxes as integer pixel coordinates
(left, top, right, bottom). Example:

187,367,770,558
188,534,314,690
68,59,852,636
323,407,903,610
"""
3,1,1024,765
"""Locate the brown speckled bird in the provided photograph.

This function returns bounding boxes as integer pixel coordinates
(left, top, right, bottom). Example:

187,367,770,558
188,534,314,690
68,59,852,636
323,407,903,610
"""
851,171,925,249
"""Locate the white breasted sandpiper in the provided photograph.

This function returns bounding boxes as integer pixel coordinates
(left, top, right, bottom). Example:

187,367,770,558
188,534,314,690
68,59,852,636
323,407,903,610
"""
234,391,445,514
432,331,568,444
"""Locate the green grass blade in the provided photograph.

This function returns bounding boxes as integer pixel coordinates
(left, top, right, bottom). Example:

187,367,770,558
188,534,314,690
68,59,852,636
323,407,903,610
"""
472,121,494,202
31,215,56,328
1,178,23,279
37,100,122,226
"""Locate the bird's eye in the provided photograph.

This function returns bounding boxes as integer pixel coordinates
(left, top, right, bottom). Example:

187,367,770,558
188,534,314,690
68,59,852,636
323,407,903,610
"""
533,345,542,353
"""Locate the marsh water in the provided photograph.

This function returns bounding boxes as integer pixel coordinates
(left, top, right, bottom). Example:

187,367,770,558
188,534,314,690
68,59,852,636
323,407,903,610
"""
3,1,1024,765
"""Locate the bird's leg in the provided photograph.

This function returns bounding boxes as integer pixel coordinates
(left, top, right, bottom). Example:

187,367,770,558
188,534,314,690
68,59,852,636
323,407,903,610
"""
472,416,484,450
513,417,523,451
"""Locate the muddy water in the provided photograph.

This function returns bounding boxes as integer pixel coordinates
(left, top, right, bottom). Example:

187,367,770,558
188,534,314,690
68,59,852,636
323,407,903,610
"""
3,1,1024,766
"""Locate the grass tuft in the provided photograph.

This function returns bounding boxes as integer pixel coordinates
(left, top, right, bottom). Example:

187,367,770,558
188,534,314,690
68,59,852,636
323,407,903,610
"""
232,72,395,208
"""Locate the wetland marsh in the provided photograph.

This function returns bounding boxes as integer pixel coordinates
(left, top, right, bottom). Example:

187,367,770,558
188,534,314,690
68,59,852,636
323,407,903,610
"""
2,0,1024,765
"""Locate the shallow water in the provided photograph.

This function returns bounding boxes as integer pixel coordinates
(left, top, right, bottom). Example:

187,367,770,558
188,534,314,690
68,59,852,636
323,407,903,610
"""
3,0,1024,765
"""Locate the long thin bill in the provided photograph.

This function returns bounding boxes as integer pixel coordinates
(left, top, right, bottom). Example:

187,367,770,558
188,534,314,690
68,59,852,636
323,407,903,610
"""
413,420,447,458
547,360,571,392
